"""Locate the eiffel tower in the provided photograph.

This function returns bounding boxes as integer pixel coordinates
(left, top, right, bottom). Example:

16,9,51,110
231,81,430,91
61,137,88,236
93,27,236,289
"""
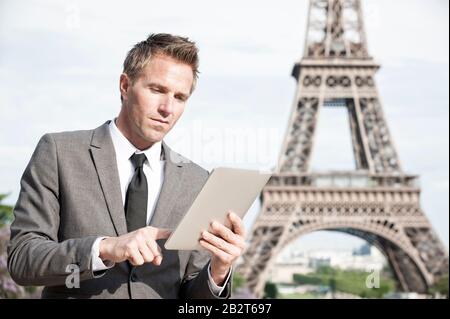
237,0,448,298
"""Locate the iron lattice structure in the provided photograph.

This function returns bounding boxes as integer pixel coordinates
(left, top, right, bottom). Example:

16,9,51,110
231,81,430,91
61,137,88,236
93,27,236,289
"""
237,0,448,297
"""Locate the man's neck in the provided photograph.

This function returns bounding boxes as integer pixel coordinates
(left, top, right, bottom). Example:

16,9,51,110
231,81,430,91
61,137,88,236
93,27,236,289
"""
114,116,155,151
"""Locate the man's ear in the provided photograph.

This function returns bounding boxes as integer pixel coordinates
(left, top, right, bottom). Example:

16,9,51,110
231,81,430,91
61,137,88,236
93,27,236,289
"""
119,73,130,102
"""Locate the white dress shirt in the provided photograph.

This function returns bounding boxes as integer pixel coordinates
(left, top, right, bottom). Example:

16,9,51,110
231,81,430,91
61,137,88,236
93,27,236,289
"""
90,119,230,295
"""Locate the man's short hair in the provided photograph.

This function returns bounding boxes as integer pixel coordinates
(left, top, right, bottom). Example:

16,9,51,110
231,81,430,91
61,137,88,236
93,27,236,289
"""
122,33,199,99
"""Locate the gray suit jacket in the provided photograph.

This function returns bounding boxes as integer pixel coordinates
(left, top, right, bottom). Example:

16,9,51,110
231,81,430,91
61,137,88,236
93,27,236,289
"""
7,121,231,299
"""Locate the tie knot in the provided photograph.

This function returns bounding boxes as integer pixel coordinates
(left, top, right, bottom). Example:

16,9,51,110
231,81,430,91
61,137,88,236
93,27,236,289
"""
130,153,147,169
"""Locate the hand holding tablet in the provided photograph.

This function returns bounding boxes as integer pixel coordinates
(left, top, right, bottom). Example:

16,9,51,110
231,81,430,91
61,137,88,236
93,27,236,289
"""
164,167,272,250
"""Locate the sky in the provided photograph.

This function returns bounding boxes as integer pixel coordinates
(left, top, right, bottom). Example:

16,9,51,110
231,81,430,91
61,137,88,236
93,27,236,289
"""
0,0,448,252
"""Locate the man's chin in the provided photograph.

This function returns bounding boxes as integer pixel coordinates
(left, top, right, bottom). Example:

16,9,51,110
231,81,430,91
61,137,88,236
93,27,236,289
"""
142,130,165,144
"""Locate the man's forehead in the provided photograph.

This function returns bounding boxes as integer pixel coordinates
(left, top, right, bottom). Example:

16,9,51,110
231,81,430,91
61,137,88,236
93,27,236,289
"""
139,56,193,93
144,55,193,76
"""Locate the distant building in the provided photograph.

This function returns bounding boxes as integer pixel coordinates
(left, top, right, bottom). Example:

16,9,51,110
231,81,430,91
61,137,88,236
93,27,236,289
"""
270,243,387,283
352,243,371,256
308,257,331,269
268,263,314,283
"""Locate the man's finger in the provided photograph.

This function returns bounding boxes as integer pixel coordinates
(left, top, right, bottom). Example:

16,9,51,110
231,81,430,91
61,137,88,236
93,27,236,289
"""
201,231,241,257
138,243,155,264
129,251,145,266
146,240,162,263
153,255,163,266
228,211,245,237
199,239,233,264
210,221,245,250
210,221,245,248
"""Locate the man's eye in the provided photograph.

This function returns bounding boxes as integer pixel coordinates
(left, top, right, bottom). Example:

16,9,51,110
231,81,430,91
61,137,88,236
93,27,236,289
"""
150,88,161,93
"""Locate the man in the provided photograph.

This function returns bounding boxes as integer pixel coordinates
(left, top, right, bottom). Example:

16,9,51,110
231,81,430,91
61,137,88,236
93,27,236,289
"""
7,33,246,299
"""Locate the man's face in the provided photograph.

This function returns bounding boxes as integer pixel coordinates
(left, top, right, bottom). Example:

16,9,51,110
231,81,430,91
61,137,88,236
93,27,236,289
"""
119,54,193,147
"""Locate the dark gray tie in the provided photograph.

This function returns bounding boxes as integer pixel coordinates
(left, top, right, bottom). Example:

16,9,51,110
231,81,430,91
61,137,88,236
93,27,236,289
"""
125,153,148,232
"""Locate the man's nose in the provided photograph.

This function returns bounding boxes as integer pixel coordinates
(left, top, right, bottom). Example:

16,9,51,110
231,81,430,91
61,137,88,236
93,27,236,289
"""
158,95,174,115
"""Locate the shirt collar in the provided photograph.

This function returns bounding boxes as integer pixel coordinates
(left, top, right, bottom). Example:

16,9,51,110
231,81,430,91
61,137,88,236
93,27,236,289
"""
109,118,163,171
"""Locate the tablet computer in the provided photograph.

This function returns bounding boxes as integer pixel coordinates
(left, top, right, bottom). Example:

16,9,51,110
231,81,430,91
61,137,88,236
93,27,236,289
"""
164,167,272,250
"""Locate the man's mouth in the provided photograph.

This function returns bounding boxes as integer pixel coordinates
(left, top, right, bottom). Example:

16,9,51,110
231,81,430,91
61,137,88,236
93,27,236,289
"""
150,118,169,125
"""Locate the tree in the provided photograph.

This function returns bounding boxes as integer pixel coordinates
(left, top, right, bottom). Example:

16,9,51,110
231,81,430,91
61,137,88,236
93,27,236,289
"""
232,272,246,293
263,281,278,299
0,193,14,227
0,193,24,298
429,274,449,298
329,277,336,299
0,193,41,298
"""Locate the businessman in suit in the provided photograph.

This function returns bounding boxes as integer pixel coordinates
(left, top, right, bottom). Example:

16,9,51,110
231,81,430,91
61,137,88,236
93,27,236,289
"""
7,33,246,298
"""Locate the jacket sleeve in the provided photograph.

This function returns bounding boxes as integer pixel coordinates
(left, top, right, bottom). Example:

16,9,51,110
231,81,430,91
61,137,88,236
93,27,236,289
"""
7,134,98,287
179,249,232,299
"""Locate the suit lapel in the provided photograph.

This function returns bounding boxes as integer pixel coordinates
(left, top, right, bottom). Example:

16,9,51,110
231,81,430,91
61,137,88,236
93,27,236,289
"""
90,121,128,236
149,141,185,229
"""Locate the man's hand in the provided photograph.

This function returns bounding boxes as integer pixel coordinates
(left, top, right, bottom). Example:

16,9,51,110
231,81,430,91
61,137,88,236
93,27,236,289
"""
99,226,171,266
199,211,246,286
